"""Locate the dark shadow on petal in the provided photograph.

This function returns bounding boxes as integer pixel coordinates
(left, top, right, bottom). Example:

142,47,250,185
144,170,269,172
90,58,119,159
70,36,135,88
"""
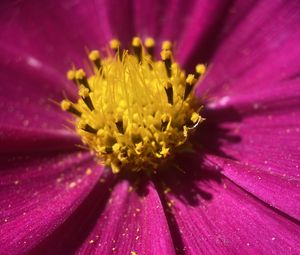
29,106,242,254
194,106,242,159
184,0,236,71
30,169,116,255
184,0,259,72
115,106,242,206
147,106,242,254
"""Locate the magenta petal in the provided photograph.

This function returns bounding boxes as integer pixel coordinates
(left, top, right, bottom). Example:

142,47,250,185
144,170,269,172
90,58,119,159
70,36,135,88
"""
0,125,79,154
0,45,75,130
197,1,300,98
33,180,176,255
208,155,300,221
77,180,176,255
198,79,300,220
0,0,109,71
176,0,240,66
165,176,300,254
0,151,103,254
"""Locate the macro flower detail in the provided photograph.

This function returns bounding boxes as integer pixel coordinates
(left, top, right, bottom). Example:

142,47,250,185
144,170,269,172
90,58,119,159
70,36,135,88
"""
61,37,205,173
1,1,300,255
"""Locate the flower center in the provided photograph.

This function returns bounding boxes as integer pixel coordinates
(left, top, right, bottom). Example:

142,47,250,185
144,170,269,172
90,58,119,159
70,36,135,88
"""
61,37,206,173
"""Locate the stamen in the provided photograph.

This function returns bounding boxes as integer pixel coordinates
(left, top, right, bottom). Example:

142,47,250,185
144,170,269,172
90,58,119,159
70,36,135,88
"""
115,120,124,134
80,122,98,134
132,37,142,63
88,50,102,70
144,37,155,59
184,74,197,100
66,70,76,85
75,69,91,91
195,64,206,79
187,112,202,129
161,50,172,78
161,114,170,131
61,100,82,117
164,82,174,105
110,39,121,52
79,87,94,111
110,39,122,60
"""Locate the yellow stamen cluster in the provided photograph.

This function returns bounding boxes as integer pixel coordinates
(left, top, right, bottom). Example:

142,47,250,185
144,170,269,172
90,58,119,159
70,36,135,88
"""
61,37,206,173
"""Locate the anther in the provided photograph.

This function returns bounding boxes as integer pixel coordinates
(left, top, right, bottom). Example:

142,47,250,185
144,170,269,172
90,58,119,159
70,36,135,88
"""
161,114,170,131
195,64,206,79
162,40,172,51
88,50,102,70
184,74,196,100
100,146,113,154
164,82,173,105
144,37,155,59
61,100,82,117
80,123,98,134
110,39,122,60
66,70,76,84
132,37,142,63
115,120,124,133
161,50,172,78
79,87,95,111
75,69,91,91
187,112,201,129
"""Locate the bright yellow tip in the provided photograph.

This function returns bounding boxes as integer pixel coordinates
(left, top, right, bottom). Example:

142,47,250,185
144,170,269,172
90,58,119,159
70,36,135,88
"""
78,86,89,97
191,112,200,123
61,100,71,111
75,69,86,80
132,37,141,47
186,74,196,85
160,50,172,60
162,40,172,51
144,37,155,48
61,37,205,173
66,70,76,80
196,64,206,75
110,39,121,49
88,50,100,61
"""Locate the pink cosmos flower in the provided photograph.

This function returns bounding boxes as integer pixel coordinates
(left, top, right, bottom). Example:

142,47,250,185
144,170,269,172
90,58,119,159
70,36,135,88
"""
1,0,300,254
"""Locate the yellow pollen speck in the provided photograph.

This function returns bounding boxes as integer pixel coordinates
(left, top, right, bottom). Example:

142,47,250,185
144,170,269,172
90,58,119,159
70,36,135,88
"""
131,252,138,255
69,182,76,188
164,187,171,194
61,37,206,173
86,168,92,175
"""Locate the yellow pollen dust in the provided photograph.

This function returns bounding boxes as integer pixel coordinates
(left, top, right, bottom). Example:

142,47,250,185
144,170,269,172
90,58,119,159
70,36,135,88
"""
61,37,206,173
